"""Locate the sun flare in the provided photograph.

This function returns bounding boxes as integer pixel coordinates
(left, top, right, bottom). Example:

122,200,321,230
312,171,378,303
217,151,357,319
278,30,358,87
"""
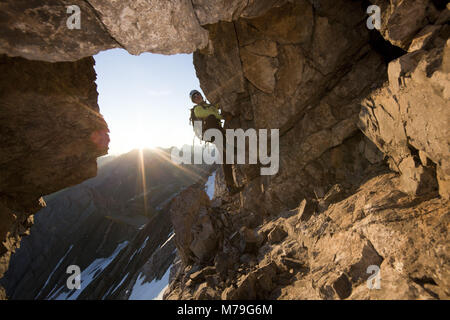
134,130,156,151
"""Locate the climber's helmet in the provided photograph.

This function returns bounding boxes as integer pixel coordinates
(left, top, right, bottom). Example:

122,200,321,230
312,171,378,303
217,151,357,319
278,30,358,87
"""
189,90,202,103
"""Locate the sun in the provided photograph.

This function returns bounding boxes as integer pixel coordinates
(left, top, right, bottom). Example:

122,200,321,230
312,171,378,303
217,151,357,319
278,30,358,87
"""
135,134,155,150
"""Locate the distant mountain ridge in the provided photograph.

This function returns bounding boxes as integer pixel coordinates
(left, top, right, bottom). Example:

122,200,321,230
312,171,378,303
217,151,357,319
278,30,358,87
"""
1,148,213,299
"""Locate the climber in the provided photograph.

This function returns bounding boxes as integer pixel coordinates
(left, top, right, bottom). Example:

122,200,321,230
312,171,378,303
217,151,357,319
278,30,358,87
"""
189,89,240,195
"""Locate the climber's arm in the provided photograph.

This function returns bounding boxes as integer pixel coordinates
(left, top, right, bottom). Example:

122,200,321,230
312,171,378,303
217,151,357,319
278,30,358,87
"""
215,103,233,122
194,105,223,120
212,104,224,120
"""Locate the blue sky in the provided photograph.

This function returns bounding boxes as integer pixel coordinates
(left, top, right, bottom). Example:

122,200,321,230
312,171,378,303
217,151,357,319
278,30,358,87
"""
94,49,203,155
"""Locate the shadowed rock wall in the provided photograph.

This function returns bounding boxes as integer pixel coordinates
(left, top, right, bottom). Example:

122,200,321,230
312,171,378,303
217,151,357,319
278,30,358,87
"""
0,55,109,298
165,0,450,300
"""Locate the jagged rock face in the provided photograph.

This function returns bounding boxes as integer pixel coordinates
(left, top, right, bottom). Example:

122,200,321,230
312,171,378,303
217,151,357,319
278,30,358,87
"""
0,0,119,62
86,0,209,56
0,55,109,199
0,55,108,298
360,38,450,198
165,173,449,300
0,0,290,62
169,186,217,265
194,0,450,209
165,0,449,300
372,0,444,50
194,0,390,214
191,0,290,24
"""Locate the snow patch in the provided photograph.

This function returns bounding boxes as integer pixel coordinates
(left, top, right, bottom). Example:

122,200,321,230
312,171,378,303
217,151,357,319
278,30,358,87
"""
102,272,130,299
38,245,74,299
49,241,129,300
128,266,172,300
128,235,150,263
159,231,174,249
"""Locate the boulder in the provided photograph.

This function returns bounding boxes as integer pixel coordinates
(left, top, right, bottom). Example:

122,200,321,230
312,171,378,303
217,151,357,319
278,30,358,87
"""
267,225,287,244
221,261,277,299
371,0,438,50
169,186,214,264
193,282,220,300
189,208,218,262
297,199,316,222
239,226,264,253
189,266,217,283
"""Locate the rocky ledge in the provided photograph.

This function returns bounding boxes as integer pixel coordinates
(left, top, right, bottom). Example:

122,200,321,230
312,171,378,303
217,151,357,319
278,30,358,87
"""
165,169,448,299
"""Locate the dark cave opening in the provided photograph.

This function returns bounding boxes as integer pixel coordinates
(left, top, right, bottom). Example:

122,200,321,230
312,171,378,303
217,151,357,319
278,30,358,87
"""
368,30,407,64
431,0,448,11
356,0,407,63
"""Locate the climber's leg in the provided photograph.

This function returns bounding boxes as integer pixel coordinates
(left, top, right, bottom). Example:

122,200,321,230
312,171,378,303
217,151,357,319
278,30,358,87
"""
204,116,240,193
204,115,221,143
222,163,235,189
221,130,242,194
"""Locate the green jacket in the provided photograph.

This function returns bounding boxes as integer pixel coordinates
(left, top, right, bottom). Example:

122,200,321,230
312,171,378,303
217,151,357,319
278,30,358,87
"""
193,102,223,120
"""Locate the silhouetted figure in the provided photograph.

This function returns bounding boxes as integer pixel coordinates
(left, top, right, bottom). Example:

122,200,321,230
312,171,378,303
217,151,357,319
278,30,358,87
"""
188,90,240,194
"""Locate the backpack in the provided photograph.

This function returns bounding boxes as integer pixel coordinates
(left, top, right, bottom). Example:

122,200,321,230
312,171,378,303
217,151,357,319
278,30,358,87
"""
190,106,205,140
190,105,221,143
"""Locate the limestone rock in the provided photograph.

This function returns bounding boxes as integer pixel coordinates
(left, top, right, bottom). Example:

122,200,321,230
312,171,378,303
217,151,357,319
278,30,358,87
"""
169,186,212,264
194,22,246,115
189,208,218,262
240,46,278,93
0,55,109,198
350,261,437,300
239,226,264,253
372,0,439,50
267,173,448,300
189,266,217,283
296,199,316,222
88,0,209,56
240,0,290,19
267,225,287,244
228,261,277,299
191,0,247,25
0,0,118,62
408,25,441,52
317,184,346,212
359,39,449,198
165,0,449,301
398,156,438,195
0,0,291,62
244,40,278,57
0,55,108,292
193,282,220,300
191,0,290,25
